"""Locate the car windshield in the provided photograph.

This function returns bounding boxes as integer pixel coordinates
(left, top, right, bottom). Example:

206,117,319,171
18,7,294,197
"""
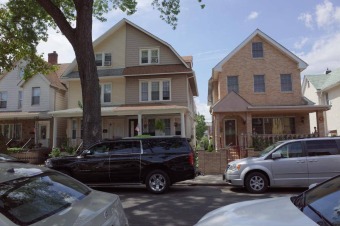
257,141,284,157
0,172,91,225
292,175,340,226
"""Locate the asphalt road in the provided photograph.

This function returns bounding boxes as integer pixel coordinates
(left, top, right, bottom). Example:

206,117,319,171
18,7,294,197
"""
96,184,306,226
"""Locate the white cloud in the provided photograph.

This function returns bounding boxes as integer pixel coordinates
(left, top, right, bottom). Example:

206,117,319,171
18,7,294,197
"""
247,11,259,20
300,33,340,75
195,98,211,122
294,37,309,49
298,12,313,29
315,0,340,28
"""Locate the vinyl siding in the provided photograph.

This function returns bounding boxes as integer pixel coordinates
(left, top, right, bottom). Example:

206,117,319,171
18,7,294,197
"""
22,75,50,112
125,24,182,67
0,67,22,112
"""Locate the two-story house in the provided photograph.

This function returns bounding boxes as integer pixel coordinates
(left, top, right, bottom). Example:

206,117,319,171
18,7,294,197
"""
302,68,340,136
0,52,68,148
208,29,330,150
49,18,198,148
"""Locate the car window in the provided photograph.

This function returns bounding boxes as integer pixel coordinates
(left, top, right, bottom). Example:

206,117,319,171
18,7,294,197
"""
0,172,90,225
142,138,188,154
303,176,340,225
110,141,140,154
274,142,303,158
306,140,339,156
87,143,111,155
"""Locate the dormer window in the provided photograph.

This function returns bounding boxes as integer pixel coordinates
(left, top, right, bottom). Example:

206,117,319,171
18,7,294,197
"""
252,42,263,58
95,53,112,66
140,48,159,65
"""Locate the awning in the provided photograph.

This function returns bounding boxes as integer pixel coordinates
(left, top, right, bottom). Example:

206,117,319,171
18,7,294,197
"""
48,105,189,118
0,112,51,120
247,105,331,113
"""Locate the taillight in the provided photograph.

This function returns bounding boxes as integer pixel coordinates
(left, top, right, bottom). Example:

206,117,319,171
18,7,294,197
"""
189,151,194,166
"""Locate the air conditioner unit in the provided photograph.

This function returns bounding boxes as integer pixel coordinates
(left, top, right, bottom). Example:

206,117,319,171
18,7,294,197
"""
104,61,111,66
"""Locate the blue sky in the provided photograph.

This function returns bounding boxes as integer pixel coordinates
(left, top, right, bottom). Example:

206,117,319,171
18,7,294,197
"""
5,0,340,122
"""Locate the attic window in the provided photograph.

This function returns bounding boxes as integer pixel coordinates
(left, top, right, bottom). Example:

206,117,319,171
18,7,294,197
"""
252,42,263,58
140,48,159,65
95,53,111,66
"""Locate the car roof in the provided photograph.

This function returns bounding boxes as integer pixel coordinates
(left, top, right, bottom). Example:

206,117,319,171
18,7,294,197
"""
0,162,50,183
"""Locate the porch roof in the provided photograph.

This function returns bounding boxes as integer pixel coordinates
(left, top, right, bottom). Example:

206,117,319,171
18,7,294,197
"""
212,92,331,114
0,112,51,120
48,105,189,118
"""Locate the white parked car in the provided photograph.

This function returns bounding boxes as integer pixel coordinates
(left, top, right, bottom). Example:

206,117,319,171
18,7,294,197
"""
195,174,340,226
0,162,129,226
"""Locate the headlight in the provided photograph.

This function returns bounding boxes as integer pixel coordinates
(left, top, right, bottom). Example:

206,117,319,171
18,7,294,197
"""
228,163,241,172
45,159,53,167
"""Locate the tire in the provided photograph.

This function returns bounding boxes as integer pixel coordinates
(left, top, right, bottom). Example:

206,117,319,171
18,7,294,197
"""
145,170,170,194
245,172,268,193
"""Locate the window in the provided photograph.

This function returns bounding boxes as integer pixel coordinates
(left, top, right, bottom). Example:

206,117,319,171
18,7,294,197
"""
140,80,171,102
252,42,263,58
140,48,159,65
0,123,22,140
95,53,111,66
72,120,77,139
31,87,40,105
227,76,239,93
252,117,296,134
274,142,303,158
254,74,265,93
18,67,24,79
102,83,112,103
111,141,141,154
18,91,22,109
280,74,292,92
0,91,7,108
306,140,339,156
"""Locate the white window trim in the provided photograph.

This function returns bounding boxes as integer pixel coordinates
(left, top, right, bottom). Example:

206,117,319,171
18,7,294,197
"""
139,47,160,65
139,79,171,102
100,82,112,104
95,52,112,67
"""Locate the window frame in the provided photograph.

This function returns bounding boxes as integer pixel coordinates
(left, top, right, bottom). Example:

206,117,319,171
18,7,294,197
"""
253,74,265,93
31,87,40,106
95,52,112,67
100,83,112,104
252,42,264,58
0,91,8,109
18,91,22,109
139,48,160,65
280,74,293,92
139,79,171,102
227,76,239,94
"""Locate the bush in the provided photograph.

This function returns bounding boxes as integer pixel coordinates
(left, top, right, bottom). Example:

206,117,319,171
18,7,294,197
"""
49,148,61,158
7,147,24,153
200,136,209,151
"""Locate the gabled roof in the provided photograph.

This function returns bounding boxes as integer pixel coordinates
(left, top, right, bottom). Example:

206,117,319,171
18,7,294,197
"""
212,91,252,112
213,29,308,73
63,18,190,76
304,68,340,91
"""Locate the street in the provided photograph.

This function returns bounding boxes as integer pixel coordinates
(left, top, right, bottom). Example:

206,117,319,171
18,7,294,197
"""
96,184,306,226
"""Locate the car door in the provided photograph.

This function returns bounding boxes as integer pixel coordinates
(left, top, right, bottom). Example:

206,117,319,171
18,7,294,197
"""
109,140,141,183
270,141,309,187
72,142,111,183
306,139,340,184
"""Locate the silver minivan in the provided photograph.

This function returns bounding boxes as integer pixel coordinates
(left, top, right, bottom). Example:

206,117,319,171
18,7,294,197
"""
224,137,340,193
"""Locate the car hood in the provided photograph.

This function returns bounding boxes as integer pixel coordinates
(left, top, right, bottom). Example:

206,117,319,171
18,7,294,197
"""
32,190,128,226
195,197,317,226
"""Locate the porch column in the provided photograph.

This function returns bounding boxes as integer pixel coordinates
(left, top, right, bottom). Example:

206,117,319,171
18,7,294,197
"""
138,113,142,135
215,114,221,150
246,112,252,148
180,112,186,138
316,111,326,137
52,117,57,148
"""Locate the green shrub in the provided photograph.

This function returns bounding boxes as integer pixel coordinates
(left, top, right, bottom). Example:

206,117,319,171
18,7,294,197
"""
7,147,24,153
49,148,61,158
201,136,209,151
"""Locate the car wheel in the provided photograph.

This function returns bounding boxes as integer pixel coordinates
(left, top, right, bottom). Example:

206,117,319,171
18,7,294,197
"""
245,172,268,193
146,170,170,194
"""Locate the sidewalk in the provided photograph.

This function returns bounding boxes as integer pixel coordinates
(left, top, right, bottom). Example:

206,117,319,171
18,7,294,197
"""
178,174,226,186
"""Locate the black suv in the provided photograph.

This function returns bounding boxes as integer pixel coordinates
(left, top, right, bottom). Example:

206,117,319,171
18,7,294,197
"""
45,136,196,194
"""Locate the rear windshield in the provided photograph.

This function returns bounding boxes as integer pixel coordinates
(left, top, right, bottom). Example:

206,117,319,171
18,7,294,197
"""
0,172,91,225
142,138,189,153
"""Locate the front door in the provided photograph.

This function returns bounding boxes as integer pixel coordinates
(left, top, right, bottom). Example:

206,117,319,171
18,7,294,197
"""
104,119,125,139
224,119,237,146
37,121,49,147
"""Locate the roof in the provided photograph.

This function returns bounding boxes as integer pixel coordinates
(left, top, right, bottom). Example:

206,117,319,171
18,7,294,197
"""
0,111,50,120
213,29,308,73
123,64,192,76
212,91,251,112
64,68,124,79
48,105,189,118
305,68,340,91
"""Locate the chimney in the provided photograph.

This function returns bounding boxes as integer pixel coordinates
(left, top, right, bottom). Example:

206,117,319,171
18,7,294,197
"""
325,68,332,74
48,51,58,65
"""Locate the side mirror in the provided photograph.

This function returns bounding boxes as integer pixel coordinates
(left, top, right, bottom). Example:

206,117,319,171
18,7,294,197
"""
309,183,318,189
80,149,92,157
272,152,281,159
